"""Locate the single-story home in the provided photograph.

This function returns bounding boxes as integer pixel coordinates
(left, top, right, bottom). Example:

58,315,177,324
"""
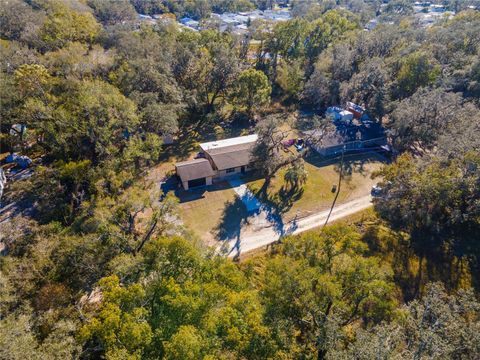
175,134,257,190
305,121,386,157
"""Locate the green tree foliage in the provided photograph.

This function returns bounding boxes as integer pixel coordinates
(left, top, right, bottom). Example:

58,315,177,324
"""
0,308,80,360
250,114,327,191
393,51,440,99
40,1,101,50
305,10,359,70
0,0,43,43
79,275,153,359
44,42,115,79
80,236,277,359
374,153,480,259
333,283,480,359
14,63,52,98
232,68,271,117
32,160,94,223
388,88,464,153
86,184,179,254
87,0,137,26
276,59,304,102
44,79,138,162
260,225,397,358
284,158,308,190
1,3,480,359
341,57,390,120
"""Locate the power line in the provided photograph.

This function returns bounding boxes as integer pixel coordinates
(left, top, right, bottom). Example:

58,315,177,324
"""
322,145,345,230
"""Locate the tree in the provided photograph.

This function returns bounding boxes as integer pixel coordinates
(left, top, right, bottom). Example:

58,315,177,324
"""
44,42,115,79
333,283,480,359
374,152,480,260
250,114,327,192
26,160,93,223
276,59,304,102
0,0,42,43
393,51,440,99
90,184,179,255
305,10,358,72
304,57,338,110
14,64,51,99
87,0,137,26
40,2,101,50
232,68,271,117
284,159,308,190
388,88,463,153
383,0,414,17
80,236,277,359
265,18,310,80
79,275,153,359
163,326,206,360
260,225,397,359
43,79,139,163
0,308,80,360
341,57,390,120
187,41,240,113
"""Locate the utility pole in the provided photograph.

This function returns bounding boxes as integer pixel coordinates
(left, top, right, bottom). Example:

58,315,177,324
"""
322,145,345,230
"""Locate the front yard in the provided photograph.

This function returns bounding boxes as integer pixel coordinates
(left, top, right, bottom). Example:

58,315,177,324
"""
177,151,386,242
247,151,384,222
177,181,241,244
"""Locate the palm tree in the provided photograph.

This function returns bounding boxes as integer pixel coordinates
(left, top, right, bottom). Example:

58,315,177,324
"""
284,160,308,190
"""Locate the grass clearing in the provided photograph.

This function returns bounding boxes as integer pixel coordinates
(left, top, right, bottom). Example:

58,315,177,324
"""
176,152,386,242
177,181,239,245
248,151,385,222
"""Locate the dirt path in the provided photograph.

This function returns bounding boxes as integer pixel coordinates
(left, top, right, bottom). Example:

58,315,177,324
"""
219,195,373,258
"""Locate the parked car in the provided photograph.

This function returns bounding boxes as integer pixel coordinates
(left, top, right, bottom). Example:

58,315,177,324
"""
295,138,305,151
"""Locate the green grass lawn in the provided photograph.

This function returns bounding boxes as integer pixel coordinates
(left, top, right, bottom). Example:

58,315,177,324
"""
177,152,386,242
248,152,385,222
178,181,240,244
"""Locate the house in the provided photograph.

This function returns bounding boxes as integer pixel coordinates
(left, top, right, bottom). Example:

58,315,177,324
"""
305,120,386,157
175,134,258,190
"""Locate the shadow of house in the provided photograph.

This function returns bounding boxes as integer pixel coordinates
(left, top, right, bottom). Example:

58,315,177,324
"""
175,181,233,204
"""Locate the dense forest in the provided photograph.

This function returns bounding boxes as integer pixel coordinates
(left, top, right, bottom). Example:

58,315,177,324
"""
0,0,479,359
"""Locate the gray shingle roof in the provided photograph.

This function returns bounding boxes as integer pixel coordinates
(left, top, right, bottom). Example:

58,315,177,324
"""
207,144,253,170
175,158,215,182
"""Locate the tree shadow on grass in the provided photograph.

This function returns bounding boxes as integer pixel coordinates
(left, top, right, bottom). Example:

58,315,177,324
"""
305,151,387,180
215,196,249,259
255,184,304,237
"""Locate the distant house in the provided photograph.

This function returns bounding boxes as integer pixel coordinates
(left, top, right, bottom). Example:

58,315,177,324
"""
175,134,257,190
305,121,386,157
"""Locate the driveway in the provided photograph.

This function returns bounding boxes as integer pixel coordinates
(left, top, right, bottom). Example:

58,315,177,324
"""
228,177,263,213
220,177,288,257
218,195,373,258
